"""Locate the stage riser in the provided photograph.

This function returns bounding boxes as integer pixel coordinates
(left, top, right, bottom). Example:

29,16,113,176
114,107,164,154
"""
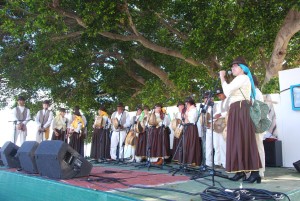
0,171,135,201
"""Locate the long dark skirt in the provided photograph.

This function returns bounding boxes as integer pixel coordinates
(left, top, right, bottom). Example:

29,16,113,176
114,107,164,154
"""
178,125,202,166
135,131,147,157
69,132,84,156
90,128,107,159
226,100,262,173
149,126,171,158
51,129,66,141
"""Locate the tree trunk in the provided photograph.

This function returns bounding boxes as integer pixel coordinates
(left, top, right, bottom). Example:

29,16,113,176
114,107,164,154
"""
264,9,300,84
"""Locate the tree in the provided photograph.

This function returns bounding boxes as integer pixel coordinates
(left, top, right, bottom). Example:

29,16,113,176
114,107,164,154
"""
0,0,299,112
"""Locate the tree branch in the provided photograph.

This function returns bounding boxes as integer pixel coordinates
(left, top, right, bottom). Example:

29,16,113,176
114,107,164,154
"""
123,0,139,36
51,31,83,41
155,12,188,41
49,3,87,28
133,58,175,89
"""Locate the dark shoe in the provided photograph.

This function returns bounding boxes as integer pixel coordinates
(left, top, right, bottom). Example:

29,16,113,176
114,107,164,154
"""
244,171,261,183
230,172,246,181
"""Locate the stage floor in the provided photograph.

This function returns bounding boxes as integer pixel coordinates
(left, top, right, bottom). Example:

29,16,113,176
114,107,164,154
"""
1,161,300,201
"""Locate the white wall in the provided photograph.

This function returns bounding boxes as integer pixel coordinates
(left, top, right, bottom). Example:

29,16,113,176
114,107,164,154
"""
278,67,300,167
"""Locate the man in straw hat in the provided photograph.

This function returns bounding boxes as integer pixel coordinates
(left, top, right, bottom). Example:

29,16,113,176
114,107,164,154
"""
12,96,31,146
35,100,53,143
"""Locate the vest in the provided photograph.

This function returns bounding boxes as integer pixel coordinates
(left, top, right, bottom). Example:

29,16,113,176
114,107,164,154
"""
39,110,50,128
16,107,28,122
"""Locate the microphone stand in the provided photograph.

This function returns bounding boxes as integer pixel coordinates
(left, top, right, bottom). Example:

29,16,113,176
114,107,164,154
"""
191,80,229,186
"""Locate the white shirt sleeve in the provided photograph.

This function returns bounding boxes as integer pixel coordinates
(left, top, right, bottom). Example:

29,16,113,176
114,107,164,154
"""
222,75,249,97
35,111,41,126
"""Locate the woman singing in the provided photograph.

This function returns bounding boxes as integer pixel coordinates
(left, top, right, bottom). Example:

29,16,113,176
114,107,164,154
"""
219,57,262,183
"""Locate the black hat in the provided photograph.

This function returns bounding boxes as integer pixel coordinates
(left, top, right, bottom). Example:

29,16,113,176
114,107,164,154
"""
17,96,25,101
231,56,248,66
43,100,50,105
177,101,184,107
117,102,124,107
73,110,81,116
185,97,195,105
143,105,150,110
155,103,162,108
99,105,106,112
136,105,142,111
59,108,66,113
215,88,224,95
203,90,211,98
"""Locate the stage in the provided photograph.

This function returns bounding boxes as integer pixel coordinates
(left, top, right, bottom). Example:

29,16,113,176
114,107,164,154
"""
0,162,300,201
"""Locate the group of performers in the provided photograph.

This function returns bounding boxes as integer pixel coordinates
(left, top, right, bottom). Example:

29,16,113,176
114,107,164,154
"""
12,99,87,156
12,56,265,184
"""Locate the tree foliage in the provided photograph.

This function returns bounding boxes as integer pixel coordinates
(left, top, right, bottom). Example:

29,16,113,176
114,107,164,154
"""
0,0,300,114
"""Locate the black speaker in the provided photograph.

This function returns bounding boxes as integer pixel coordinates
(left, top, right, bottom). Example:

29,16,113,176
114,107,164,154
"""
293,160,300,173
35,140,92,179
0,141,20,168
17,141,39,173
263,140,283,167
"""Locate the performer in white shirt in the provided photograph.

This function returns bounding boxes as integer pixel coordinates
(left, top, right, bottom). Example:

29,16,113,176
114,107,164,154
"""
220,56,261,183
213,88,229,168
110,102,131,160
51,108,68,142
180,97,201,166
148,103,171,165
171,101,185,161
12,96,31,146
35,100,53,143
124,105,142,161
69,106,87,156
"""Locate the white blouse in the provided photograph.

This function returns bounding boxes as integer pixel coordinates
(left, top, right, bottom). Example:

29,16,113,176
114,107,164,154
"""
222,74,251,105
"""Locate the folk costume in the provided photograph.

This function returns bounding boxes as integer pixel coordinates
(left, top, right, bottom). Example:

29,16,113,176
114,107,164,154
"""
51,108,68,142
179,97,202,166
110,103,131,160
12,96,31,146
35,100,53,143
90,109,110,161
148,104,171,165
220,57,261,183
69,108,87,156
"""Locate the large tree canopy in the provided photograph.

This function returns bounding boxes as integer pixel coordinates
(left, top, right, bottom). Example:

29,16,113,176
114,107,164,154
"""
0,0,299,113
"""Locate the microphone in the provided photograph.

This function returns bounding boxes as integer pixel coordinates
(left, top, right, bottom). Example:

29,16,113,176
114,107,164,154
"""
218,70,232,79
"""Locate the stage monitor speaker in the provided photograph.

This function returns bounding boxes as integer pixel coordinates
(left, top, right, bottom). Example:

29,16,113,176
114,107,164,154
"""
17,141,39,174
263,140,283,167
35,140,92,179
0,147,4,166
293,160,300,173
0,141,20,168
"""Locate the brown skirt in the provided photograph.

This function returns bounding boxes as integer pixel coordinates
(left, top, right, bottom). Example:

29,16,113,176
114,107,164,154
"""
178,124,202,166
226,100,262,173
69,132,85,156
51,129,66,141
90,128,108,159
135,131,147,157
149,126,171,158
